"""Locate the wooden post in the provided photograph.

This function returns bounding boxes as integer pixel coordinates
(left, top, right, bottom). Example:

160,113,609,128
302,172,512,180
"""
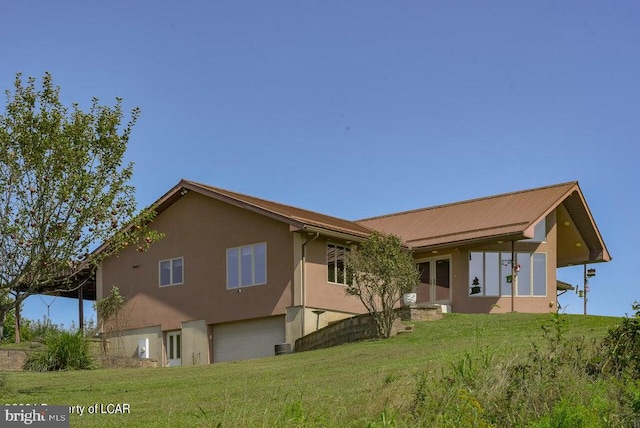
78,285,84,334
511,241,515,312
583,264,588,316
14,295,21,343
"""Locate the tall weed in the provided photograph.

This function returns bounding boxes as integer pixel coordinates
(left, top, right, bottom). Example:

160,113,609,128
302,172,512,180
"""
600,302,640,379
409,312,634,427
24,330,94,371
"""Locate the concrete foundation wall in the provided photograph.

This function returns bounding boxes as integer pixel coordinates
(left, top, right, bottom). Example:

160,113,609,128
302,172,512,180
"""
107,325,163,362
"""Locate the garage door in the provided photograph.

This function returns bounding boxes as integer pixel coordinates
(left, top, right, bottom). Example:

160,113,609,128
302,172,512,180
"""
213,316,286,363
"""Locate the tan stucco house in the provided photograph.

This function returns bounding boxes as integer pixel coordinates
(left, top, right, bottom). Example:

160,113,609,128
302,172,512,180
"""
94,180,610,365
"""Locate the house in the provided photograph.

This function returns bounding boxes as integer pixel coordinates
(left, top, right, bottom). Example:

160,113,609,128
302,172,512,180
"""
95,180,610,365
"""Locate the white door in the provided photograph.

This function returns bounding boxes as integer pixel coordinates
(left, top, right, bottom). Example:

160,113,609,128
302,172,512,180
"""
213,316,285,363
416,255,452,304
166,331,181,367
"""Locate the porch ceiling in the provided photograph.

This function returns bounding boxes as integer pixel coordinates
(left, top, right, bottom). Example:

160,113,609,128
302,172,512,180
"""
556,193,610,267
23,267,98,301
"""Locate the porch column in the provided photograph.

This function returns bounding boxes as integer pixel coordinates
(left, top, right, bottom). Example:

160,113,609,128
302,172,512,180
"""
78,285,84,334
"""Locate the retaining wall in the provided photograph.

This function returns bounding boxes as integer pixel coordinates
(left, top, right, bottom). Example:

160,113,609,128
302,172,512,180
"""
294,305,442,353
0,349,29,371
294,312,405,352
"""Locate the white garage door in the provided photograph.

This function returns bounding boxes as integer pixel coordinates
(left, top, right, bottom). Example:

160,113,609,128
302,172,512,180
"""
213,316,286,363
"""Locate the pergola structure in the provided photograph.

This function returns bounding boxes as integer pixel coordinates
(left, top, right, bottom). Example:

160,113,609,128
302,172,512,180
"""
51,267,97,330
18,266,97,332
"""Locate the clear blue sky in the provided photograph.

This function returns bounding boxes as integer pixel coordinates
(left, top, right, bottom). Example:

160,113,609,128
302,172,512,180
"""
2,1,639,327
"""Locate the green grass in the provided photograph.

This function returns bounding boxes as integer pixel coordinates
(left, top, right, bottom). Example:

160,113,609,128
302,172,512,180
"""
0,341,42,350
0,313,622,427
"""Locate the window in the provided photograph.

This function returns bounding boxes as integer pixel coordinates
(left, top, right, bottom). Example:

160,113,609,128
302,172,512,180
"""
523,218,546,243
159,257,183,287
227,242,267,289
469,251,546,297
532,254,547,296
327,244,351,285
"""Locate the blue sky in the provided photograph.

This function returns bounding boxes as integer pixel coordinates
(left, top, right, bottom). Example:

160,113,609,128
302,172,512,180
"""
2,1,639,328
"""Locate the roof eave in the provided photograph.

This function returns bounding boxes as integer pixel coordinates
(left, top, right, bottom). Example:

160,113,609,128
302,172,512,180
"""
301,225,369,243
410,232,528,253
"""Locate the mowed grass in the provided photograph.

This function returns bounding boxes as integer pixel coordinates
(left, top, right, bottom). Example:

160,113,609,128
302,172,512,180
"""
1,313,622,427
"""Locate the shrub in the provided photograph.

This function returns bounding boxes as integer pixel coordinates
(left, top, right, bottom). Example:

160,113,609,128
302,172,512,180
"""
0,372,9,394
528,399,601,428
409,313,629,427
24,330,95,372
600,302,640,379
24,318,64,343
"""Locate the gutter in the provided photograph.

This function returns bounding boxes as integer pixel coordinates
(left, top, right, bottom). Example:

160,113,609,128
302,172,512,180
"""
302,225,368,243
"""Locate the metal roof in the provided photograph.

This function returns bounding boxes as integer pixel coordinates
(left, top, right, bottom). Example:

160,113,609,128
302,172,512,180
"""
155,180,374,239
357,181,611,263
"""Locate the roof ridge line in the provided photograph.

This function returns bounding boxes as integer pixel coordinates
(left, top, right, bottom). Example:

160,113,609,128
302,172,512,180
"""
186,179,327,215
356,181,578,223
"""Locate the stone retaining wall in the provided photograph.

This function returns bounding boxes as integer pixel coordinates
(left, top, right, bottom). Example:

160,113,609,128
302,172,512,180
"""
0,346,159,371
95,355,159,369
396,304,443,322
294,312,406,352
294,305,443,353
0,349,29,371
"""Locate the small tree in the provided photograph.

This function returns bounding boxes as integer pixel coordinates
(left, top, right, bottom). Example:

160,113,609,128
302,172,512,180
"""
93,286,126,354
0,72,160,341
345,232,419,338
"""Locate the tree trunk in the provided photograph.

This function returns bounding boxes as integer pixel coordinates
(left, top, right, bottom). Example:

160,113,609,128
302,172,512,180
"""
14,298,21,343
0,308,5,343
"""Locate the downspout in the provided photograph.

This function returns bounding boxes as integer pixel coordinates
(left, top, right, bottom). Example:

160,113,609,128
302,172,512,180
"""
511,240,516,313
301,232,320,337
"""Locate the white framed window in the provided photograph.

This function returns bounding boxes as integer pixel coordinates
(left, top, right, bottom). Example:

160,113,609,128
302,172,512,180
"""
469,251,546,297
227,242,267,289
159,257,183,287
327,244,352,285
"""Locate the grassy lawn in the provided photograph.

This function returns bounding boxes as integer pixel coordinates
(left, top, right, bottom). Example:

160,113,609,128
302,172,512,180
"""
0,341,41,350
0,313,622,427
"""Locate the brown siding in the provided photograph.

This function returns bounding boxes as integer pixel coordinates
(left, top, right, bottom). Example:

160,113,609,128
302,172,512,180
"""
101,192,294,331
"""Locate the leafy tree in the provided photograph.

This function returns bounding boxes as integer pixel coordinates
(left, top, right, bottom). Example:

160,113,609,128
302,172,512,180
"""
345,232,419,338
0,293,15,343
0,72,160,341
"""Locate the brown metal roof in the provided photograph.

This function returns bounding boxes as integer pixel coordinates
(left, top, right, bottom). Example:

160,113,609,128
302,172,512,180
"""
153,180,609,263
155,180,373,239
357,181,611,263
